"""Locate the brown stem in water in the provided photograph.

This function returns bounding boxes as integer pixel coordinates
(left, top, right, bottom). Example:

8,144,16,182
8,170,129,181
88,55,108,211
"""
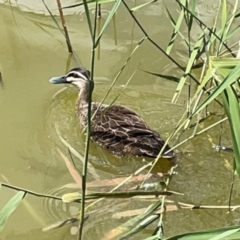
56,0,73,53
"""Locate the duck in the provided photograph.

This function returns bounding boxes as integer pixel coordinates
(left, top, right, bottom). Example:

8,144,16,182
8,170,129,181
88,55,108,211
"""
49,67,175,160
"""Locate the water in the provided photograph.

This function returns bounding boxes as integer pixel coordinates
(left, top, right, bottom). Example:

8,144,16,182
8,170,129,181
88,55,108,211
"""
0,1,239,239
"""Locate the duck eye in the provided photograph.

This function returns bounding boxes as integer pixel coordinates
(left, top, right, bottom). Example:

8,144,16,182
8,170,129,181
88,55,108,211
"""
73,73,79,78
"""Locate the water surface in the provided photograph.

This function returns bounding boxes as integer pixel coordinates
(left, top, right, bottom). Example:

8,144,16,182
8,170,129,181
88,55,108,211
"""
0,1,239,239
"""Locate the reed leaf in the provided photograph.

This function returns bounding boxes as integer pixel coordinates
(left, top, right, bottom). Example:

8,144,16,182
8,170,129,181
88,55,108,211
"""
219,0,239,50
187,0,197,32
112,13,118,45
0,190,25,231
165,0,185,55
118,201,163,240
220,0,227,34
195,66,213,95
211,57,240,68
225,25,240,41
143,236,158,240
190,62,240,118
119,214,160,239
209,227,240,240
131,0,157,12
95,0,121,47
62,192,82,203
191,56,240,173
165,225,240,240
172,30,205,103
82,0,93,38
221,87,240,175
61,0,115,9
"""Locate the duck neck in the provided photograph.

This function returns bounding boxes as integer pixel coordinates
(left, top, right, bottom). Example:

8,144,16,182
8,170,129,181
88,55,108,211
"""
76,84,91,126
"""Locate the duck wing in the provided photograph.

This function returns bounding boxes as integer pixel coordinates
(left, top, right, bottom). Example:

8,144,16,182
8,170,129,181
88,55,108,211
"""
90,105,174,158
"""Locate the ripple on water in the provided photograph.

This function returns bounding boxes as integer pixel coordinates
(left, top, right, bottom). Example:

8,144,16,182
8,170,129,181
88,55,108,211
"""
42,186,77,221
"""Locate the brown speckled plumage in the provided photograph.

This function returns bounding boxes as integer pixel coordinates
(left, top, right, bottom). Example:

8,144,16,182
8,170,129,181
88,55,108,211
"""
50,67,175,159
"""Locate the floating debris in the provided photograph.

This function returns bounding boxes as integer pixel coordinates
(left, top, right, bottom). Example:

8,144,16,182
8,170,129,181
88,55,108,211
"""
213,145,233,153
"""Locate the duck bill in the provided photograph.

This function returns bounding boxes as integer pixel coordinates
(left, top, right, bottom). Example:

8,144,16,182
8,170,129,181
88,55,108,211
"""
49,76,67,84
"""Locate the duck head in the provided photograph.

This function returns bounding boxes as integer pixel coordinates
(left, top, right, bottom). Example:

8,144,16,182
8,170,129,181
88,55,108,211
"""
49,67,93,91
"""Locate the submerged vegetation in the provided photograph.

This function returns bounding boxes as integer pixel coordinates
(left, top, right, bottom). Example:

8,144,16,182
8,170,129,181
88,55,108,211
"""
1,0,240,239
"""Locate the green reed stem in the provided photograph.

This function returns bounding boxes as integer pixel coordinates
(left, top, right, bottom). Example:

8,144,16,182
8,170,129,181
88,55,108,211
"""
156,166,176,238
78,1,98,240
1,183,62,201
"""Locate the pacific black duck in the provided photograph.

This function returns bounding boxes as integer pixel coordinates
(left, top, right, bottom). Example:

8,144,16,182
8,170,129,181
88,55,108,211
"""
49,67,175,160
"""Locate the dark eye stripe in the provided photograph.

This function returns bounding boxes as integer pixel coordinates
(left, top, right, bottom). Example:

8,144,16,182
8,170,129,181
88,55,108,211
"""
67,71,87,80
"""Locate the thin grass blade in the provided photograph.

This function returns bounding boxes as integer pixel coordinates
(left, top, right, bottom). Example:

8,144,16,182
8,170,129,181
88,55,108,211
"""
165,1,185,55
97,36,146,107
143,70,180,83
221,0,227,33
164,3,189,47
42,0,64,36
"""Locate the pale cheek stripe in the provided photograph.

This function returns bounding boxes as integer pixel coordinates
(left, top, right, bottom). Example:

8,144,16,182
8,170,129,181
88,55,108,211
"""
66,77,76,82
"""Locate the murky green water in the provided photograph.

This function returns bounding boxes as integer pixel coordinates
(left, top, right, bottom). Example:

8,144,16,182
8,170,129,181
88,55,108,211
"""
0,1,240,240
